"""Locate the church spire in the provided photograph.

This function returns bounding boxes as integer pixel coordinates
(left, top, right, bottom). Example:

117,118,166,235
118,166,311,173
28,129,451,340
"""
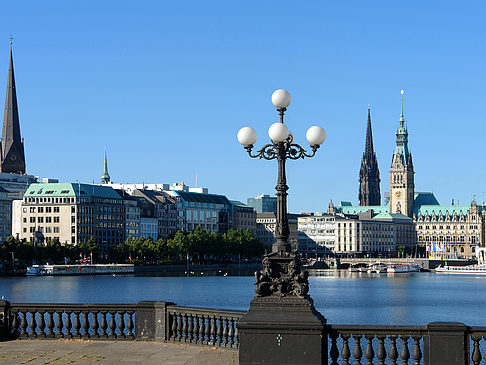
0,44,25,174
358,105,381,206
364,105,374,158
101,147,110,184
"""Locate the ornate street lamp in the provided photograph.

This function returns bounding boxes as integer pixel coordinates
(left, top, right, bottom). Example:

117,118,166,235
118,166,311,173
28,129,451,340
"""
237,89,326,296
237,89,327,365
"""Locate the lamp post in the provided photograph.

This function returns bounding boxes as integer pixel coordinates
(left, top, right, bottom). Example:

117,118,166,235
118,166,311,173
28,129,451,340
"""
237,89,328,365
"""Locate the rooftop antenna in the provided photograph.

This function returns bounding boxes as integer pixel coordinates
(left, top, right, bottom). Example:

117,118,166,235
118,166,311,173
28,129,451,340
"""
9,35,13,45
195,173,198,188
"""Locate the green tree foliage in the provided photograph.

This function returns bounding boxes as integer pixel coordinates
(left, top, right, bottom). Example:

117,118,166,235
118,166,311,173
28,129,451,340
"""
1,228,264,267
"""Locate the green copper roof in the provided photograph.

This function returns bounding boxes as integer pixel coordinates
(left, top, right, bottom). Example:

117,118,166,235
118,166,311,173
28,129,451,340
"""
391,98,411,167
340,204,390,215
25,183,122,199
373,212,412,221
416,205,471,216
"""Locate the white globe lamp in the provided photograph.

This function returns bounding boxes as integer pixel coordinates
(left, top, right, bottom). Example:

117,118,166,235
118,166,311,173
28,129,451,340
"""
306,126,326,146
271,89,291,109
268,122,289,143
237,127,257,146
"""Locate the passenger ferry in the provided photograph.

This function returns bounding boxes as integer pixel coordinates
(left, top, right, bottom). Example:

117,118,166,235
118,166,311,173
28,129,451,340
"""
434,264,486,275
387,264,420,273
435,247,486,274
26,264,134,276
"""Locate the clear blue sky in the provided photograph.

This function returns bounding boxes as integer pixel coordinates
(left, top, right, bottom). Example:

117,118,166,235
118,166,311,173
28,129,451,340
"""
2,1,485,212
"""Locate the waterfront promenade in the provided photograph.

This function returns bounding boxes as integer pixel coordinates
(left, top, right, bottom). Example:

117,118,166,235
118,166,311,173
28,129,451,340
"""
0,339,238,365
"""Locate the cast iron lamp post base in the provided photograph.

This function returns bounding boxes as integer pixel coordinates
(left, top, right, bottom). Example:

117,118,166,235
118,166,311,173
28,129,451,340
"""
238,251,327,365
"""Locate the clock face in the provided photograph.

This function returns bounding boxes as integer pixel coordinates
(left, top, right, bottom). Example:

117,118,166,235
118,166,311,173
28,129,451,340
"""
9,154,16,161
395,191,402,199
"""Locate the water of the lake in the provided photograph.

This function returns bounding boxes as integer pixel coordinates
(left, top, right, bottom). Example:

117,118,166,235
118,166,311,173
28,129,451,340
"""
1,270,485,326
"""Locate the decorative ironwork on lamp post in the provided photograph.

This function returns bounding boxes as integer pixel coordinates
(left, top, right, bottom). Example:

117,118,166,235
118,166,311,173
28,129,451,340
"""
237,89,326,298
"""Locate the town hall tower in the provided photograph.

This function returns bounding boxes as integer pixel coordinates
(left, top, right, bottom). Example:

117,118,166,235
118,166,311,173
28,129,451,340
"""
389,96,414,217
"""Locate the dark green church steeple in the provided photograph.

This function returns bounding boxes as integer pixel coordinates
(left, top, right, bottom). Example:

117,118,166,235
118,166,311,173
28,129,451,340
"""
101,148,110,184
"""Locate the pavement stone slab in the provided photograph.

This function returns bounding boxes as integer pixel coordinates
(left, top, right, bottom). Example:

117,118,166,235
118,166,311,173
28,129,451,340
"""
0,340,239,365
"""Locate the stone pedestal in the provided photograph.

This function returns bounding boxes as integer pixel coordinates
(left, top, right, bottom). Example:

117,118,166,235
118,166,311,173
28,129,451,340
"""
424,322,467,365
238,296,326,365
134,301,174,341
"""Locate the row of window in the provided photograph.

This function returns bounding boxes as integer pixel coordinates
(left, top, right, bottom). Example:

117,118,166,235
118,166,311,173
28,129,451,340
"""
419,236,478,243
418,225,479,230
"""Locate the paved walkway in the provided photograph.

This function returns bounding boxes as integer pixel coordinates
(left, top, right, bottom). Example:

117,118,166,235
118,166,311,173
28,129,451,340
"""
0,340,239,365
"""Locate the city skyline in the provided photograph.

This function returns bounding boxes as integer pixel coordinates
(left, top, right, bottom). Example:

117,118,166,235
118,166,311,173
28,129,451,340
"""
1,1,485,212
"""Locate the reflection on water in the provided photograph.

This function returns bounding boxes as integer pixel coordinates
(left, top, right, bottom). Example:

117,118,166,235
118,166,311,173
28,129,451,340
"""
1,270,485,326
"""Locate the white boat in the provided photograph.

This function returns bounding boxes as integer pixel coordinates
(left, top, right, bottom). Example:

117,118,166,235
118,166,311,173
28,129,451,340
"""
348,264,360,272
26,264,134,276
387,264,420,273
435,264,486,274
367,263,387,273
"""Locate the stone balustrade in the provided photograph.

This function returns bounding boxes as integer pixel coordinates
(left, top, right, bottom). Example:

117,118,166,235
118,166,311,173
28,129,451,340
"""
1,299,485,364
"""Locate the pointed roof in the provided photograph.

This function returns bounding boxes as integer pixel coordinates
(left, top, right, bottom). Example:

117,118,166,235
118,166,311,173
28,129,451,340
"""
392,97,411,167
101,148,110,184
1,46,25,172
364,105,374,158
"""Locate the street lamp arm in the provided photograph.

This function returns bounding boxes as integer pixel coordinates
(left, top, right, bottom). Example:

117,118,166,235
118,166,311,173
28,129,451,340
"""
245,144,279,160
286,143,320,160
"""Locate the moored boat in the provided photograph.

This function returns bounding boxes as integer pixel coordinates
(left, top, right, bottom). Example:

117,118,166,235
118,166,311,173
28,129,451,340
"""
387,264,420,273
367,263,387,273
435,264,486,274
26,264,134,276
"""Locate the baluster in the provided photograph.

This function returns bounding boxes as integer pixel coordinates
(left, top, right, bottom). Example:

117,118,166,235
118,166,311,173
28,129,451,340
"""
223,317,229,347
187,313,194,343
182,313,188,342
177,313,183,341
126,311,134,339
400,335,410,365
91,311,99,338
82,311,90,338
234,320,239,348
65,311,73,338
365,335,374,365
108,311,116,339
341,334,351,365
199,315,206,344
228,318,235,348
210,315,217,346
117,311,126,339
205,315,211,345
170,312,177,341
10,311,18,338
20,311,28,338
353,334,363,365
38,311,46,338
389,335,398,365
217,316,223,347
46,311,55,338
29,311,37,338
73,311,81,338
56,312,64,338
100,311,108,338
483,335,486,363
471,335,482,365
329,332,339,365
412,335,422,365
376,335,386,365
193,314,200,343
